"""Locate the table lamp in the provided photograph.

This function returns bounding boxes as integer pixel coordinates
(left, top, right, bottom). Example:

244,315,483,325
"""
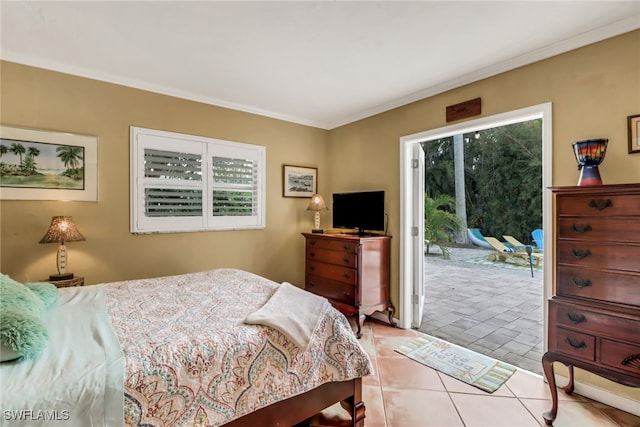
39,216,85,281
572,138,608,186
307,194,328,233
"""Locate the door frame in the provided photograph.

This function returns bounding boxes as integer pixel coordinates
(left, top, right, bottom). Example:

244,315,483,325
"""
399,102,553,345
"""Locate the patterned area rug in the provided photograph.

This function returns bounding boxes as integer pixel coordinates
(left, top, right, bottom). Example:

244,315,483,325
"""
395,333,517,393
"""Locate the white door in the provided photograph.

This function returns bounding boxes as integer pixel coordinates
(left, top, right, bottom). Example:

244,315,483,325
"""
411,143,425,328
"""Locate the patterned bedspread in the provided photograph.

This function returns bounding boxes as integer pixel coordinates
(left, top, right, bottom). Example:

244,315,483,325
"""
105,269,373,426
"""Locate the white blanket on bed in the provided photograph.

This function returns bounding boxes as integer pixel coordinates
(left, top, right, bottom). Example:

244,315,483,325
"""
0,285,124,427
244,281,330,350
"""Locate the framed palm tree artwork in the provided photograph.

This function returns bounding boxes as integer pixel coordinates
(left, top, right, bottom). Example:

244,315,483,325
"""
0,126,98,201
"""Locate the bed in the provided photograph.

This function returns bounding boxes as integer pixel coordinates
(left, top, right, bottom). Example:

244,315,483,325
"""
0,268,373,426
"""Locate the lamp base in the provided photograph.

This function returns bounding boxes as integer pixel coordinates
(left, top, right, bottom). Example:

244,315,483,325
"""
578,165,603,186
49,273,74,281
311,229,324,234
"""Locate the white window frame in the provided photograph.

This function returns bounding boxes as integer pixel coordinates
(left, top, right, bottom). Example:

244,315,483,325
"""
130,127,266,234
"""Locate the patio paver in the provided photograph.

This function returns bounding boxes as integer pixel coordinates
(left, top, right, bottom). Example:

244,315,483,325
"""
418,246,544,375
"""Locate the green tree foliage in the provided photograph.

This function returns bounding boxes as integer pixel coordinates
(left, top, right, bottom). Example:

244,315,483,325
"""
422,119,542,245
424,194,463,259
56,145,84,180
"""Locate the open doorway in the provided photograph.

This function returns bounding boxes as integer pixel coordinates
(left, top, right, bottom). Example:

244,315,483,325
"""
398,103,553,373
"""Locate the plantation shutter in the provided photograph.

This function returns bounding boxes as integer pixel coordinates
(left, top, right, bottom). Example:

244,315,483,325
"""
144,149,203,217
207,140,265,229
131,127,265,233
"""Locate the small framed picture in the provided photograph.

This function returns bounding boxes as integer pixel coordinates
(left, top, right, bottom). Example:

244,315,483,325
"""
283,165,317,198
628,114,640,154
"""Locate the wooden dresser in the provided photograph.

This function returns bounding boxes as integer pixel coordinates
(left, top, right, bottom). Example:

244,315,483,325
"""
542,184,640,425
302,233,395,338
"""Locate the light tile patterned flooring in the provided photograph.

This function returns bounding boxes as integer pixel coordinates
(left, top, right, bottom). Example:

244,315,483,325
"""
313,320,640,427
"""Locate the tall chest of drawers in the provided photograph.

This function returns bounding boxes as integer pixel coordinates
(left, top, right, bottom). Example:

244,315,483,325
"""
542,184,640,425
302,233,395,338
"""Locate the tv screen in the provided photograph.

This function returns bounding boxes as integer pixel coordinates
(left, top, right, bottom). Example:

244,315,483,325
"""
332,191,385,235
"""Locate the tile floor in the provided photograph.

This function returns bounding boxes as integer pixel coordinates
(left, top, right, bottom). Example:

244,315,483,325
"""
313,320,640,427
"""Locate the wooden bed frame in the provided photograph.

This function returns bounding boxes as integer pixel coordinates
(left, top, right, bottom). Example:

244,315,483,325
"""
226,378,365,427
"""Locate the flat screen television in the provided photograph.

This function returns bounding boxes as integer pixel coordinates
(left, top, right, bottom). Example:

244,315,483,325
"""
332,190,385,235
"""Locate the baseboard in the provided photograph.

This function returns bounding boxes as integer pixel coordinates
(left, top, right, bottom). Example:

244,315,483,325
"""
554,374,640,417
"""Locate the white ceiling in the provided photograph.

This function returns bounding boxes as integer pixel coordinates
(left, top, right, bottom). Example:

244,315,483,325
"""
1,1,639,129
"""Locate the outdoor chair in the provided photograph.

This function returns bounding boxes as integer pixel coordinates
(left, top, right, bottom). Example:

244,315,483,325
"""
484,236,543,267
503,235,542,252
467,228,492,249
531,229,544,250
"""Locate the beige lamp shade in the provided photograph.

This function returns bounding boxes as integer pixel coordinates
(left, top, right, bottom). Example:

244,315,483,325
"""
306,194,328,212
306,194,328,233
39,216,85,281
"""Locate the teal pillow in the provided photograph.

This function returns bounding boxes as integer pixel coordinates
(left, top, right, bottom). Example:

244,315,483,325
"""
0,308,48,361
0,274,51,361
25,282,59,309
0,274,45,316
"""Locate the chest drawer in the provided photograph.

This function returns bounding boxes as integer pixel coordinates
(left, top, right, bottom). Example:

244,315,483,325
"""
557,193,640,217
306,238,357,254
305,274,356,305
557,266,640,307
600,340,640,378
554,327,596,361
306,260,356,285
557,241,640,272
306,247,357,268
557,218,640,243
551,300,640,345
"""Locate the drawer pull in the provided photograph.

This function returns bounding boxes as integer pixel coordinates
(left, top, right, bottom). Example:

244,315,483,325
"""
308,282,315,287
621,354,640,370
343,291,351,298
565,337,587,349
309,266,315,271
570,249,592,260
588,198,613,211
343,245,351,251
570,278,592,289
343,274,350,279
343,258,350,264
309,252,316,258
566,312,587,324
570,224,592,234
310,240,316,246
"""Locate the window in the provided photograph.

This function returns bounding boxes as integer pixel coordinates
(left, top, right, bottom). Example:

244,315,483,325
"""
130,127,265,233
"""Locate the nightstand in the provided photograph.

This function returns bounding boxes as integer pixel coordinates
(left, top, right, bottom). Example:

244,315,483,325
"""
45,276,85,288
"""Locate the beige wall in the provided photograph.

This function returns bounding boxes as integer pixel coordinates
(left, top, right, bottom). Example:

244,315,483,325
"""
327,30,640,402
1,29,638,402
0,61,329,285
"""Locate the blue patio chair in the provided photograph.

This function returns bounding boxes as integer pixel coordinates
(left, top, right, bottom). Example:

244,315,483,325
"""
467,228,492,249
531,229,544,250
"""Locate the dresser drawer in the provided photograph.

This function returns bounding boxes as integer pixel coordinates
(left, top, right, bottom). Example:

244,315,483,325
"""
557,193,640,217
554,327,595,361
600,340,640,377
306,238,357,254
551,300,640,344
557,266,640,307
306,247,357,268
305,274,356,305
557,241,640,273
306,260,356,285
557,218,640,243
